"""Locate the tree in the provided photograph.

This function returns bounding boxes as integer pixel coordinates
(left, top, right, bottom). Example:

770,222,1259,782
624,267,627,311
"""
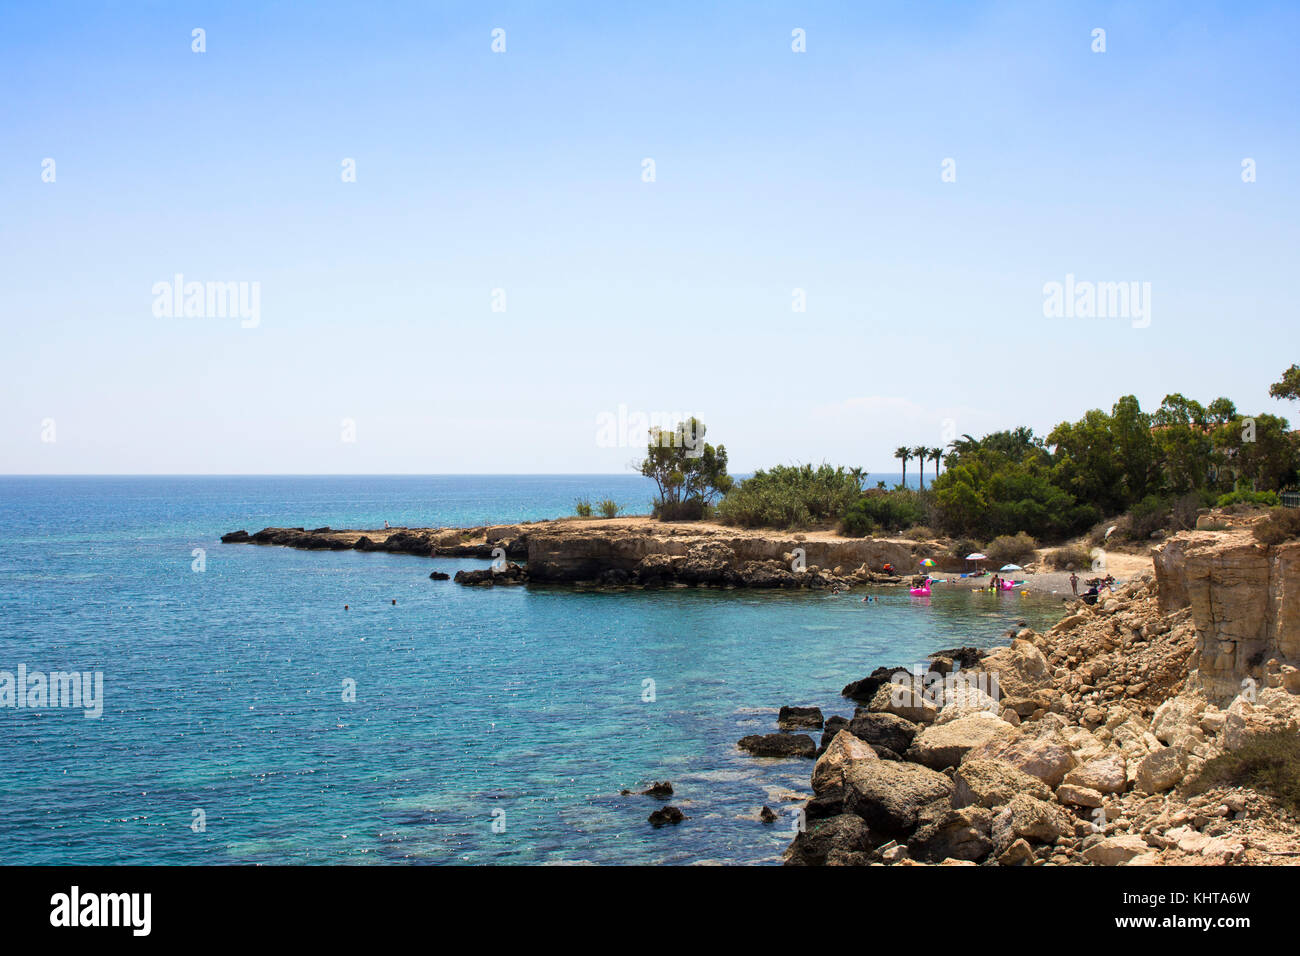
1269,364,1300,404
638,417,732,520
894,446,910,489
912,446,929,489
929,447,943,484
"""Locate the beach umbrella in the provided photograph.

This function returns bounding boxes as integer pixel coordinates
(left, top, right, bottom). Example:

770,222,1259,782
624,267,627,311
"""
919,558,935,567
999,563,1022,572
966,553,987,561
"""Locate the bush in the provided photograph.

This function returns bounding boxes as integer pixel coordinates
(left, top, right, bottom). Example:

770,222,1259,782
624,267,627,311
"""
985,532,1038,565
1046,543,1091,570
597,499,622,518
1217,489,1279,508
1125,495,1171,541
841,489,928,536
718,463,863,530
902,525,937,542
1254,508,1300,546
1187,730,1300,816
574,497,593,518
653,498,708,521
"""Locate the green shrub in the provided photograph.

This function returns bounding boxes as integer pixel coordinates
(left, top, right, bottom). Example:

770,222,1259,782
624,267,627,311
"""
1254,508,1300,546
1046,543,1091,570
1187,730,1300,816
841,489,928,537
1125,495,1171,540
574,497,593,518
1217,489,1280,508
985,532,1037,565
718,463,863,529
597,499,622,518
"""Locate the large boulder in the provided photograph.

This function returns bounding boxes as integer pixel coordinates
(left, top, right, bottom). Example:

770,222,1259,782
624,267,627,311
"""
1082,834,1149,866
964,727,1079,788
908,805,994,863
737,733,817,759
1151,696,1207,749
952,758,1052,809
1134,746,1189,793
848,712,920,754
991,794,1074,850
1223,687,1300,751
842,666,906,703
868,681,938,724
1061,752,1128,794
977,638,1052,699
783,813,876,866
906,716,1016,770
812,730,878,793
935,683,1001,724
778,705,824,730
842,760,955,837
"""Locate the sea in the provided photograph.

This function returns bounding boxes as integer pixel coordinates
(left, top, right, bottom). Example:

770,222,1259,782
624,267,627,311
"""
0,475,1064,865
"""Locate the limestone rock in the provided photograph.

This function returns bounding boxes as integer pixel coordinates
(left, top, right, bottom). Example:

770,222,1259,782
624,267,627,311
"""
1134,746,1189,793
868,682,938,724
778,705,824,730
906,716,1016,770
812,730,878,793
1082,834,1148,866
842,760,955,837
952,758,1052,809
738,733,817,759
783,813,875,866
965,727,1078,788
1062,752,1127,794
849,712,920,754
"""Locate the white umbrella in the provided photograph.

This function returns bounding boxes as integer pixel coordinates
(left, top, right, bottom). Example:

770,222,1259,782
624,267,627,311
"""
966,553,987,560
1000,563,1023,572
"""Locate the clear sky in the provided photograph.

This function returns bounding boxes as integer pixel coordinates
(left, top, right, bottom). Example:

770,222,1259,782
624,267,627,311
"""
3,1,1297,474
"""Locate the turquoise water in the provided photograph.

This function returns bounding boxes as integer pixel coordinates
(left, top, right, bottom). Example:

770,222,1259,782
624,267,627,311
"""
0,476,1063,865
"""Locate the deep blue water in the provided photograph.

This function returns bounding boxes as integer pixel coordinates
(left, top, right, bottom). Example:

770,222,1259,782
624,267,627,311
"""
0,475,1062,865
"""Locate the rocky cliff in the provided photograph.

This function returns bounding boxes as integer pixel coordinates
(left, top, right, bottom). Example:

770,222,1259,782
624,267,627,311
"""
1153,529,1300,703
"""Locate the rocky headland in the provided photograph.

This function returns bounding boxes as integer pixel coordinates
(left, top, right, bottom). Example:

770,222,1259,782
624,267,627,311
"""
220,517,926,589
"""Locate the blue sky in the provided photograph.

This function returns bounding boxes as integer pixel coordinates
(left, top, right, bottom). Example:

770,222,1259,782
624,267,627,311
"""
2,1,1297,473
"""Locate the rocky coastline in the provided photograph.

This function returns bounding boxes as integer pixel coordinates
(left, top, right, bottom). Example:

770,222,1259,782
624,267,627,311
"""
757,527,1300,866
220,517,1300,866
219,519,922,590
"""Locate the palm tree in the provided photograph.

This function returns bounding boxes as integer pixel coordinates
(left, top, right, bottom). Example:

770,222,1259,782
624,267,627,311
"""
893,446,910,489
912,446,928,489
929,447,943,483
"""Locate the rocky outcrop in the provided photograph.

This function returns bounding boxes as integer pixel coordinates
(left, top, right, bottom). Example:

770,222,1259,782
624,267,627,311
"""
220,518,928,590
1154,528,1300,703
737,733,817,759
778,705,824,730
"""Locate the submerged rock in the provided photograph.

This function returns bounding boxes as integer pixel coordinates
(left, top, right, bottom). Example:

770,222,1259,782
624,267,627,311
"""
453,563,528,586
778,705,825,730
737,733,817,759
648,806,685,826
